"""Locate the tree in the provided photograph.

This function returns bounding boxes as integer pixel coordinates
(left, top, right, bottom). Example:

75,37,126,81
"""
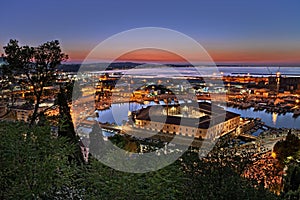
283,161,300,200
0,56,19,110
273,131,300,167
1,120,282,199
3,39,68,126
77,157,185,199
56,85,84,164
0,121,79,199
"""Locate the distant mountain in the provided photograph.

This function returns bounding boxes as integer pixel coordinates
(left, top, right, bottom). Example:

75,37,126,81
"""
58,62,143,72
58,62,300,72
58,64,81,72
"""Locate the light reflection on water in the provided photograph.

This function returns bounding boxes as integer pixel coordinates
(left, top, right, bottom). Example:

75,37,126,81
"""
97,102,154,125
225,107,300,129
97,102,300,129
272,112,278,126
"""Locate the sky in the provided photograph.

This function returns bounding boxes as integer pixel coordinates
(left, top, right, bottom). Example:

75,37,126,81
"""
1,0,300,64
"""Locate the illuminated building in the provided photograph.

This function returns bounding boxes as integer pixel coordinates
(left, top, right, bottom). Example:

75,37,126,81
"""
131,102,240,140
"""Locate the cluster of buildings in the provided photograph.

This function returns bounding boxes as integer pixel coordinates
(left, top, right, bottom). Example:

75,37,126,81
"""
0,56,75,122
130,102,241,140
1,61,299,142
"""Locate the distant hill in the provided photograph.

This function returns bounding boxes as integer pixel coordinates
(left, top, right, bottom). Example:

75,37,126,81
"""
58,62,143,72
58,62,300,72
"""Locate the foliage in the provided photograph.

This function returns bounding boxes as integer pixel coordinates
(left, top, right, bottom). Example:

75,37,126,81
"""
0,120,283,199
0,56,20,107
178,150,280,200
78,158,185,200
282,161,300,200
78,142,280,199
3,39,68,126
56,85,84,164
0,121,78,199
273,131,300,166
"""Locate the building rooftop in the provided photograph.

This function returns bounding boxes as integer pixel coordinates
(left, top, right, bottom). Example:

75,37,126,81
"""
134,102,240,129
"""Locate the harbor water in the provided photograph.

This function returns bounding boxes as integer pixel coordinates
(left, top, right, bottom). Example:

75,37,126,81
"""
97,102,300,129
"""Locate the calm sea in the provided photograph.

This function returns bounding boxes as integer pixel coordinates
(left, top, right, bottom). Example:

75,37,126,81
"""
98,66,300,77
97,102,300,129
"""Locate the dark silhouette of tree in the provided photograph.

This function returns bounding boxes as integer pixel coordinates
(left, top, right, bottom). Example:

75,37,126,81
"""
3,39,68,126
282,161,300,200
1,120,282,199
67,80,83,101
57,85,84,164
0,56,19,109
0,121,78,199
273,131,300,167
57,86,76,139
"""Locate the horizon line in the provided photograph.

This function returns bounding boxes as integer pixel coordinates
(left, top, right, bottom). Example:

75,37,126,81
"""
62,60,300,66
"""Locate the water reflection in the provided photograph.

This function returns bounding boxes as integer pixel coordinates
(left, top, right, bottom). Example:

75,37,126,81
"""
97,102,300,129
97,102,152,125
225,107,300,129
272,112,278,126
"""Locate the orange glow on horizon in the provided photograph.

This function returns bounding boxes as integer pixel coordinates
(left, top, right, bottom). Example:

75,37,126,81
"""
65,47,300,64
115,49,190,63
207,48,300,63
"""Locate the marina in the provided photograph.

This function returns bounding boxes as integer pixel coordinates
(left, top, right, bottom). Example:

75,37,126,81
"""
96,102,300,129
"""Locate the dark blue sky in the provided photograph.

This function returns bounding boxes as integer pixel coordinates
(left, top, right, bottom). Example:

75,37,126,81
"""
1,0,300,63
